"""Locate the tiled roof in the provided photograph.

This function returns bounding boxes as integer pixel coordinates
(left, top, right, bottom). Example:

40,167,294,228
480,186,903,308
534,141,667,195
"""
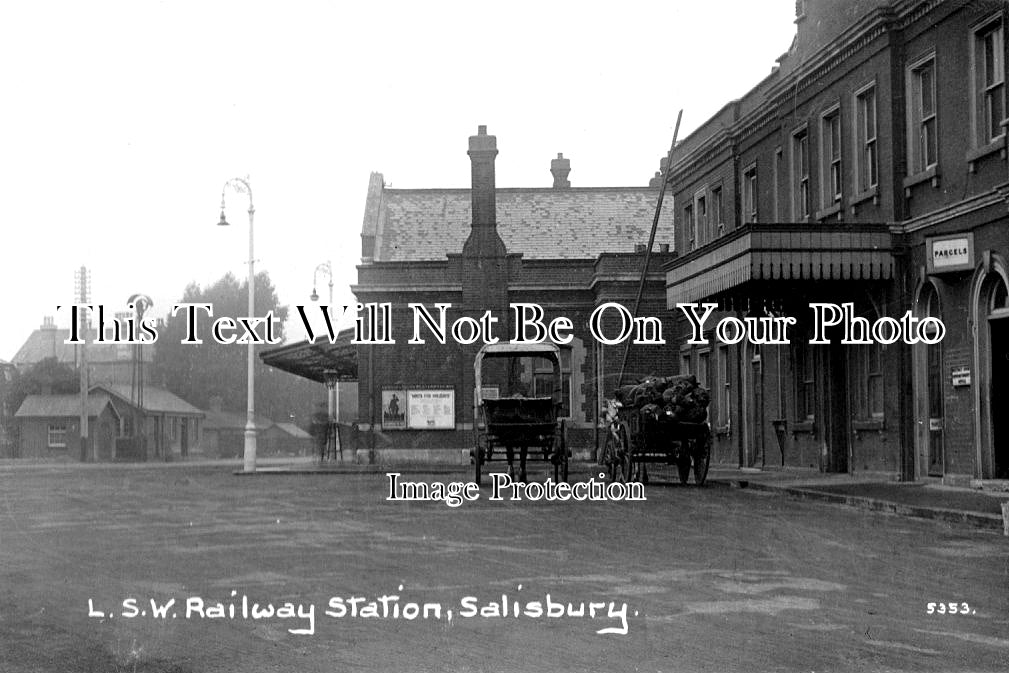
12,328,154,366
369,186,675,262
91,384,203,416
15,394,114,418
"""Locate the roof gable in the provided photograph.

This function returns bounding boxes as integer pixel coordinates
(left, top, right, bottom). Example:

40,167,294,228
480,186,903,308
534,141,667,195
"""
90,384,203,416
16,394,114,418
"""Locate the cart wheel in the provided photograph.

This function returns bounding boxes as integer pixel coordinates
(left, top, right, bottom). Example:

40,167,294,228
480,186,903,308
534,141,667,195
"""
553,420,568,483
676,442,692,485
619,424,638,483
474,438,485,486
601,426,620,482
693,429,711,486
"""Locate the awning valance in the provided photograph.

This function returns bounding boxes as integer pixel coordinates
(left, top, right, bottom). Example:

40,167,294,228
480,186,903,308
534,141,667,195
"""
665,224,893,305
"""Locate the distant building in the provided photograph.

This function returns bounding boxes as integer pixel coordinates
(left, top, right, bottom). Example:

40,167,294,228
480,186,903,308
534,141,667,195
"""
201,397,272,459
12,316,154,387
92,384,204,460
261,422,314,456
14,385,204,461
14,394,120,460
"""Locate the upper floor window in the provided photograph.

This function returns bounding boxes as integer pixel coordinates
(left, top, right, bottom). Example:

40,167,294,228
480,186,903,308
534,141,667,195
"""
773,147,783,221
973,18,1005,146
711,186,724,234
791,129,810,220
855,84,878,192
696,192,708,246
908,55,938,174
742,164,758,224
820,107,842,207
684,203,695,250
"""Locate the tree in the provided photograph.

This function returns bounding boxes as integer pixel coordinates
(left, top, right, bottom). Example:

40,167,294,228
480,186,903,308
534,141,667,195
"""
152,272,323,427
5,357,79,416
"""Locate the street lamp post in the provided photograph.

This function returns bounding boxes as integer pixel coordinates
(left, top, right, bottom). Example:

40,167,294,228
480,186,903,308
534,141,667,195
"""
313,262,340,462
218,177,257,473
310,261,333,305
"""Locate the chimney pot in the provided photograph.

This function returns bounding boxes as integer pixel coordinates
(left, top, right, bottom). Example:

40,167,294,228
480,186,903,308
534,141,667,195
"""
550,152,571,189
478,125,487,135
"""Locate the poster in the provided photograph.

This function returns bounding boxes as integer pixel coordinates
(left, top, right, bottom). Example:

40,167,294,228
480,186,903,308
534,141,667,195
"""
406,389,455,429
381,389,406,429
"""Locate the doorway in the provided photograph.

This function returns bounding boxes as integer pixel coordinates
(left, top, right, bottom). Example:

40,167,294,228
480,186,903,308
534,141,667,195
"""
747,348,764,468
990,314,1008,478
825,341,850,473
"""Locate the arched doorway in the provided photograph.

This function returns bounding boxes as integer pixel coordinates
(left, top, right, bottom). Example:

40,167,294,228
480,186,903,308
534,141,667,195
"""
973,258,1009,479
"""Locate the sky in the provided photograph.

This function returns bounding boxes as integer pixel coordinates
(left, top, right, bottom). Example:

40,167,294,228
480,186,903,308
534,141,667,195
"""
0,0,797,361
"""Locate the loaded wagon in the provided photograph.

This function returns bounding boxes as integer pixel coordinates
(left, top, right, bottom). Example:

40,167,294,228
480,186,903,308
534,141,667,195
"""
600,376,711,485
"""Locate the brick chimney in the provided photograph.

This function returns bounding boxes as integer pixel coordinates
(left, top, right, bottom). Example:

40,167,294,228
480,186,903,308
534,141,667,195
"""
468,125,498,228
551,153,571,189
461,125,509,343
462,125,506,258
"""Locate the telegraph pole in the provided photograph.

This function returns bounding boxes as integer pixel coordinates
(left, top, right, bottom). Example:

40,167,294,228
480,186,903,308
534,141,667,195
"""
75,266,90,461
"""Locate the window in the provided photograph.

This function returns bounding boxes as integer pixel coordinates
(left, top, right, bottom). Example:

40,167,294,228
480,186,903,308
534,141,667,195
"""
863,342,884,419
717,344,730,428
792,128,810,219
47,424,68,448
697,349,710,389
855,84,878,192
694,192,707,246
529,348,572,418
711,186,723,234
684,204,695,250
680,349,692,377
821,107,842,206
908,55,938,174
793,341,815,421
773,147,783,221
973,18,1005,146
742,164,758,224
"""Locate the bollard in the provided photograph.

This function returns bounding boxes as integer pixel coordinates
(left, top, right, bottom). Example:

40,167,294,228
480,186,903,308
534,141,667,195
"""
1002,501,1009,537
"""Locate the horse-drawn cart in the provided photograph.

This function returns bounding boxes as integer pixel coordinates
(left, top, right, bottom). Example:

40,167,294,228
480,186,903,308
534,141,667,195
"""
471,343,568,485
600,396,711,486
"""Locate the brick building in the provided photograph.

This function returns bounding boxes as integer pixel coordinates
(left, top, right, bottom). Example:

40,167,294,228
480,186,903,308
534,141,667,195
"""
351,126,675,463
662,0,1008,484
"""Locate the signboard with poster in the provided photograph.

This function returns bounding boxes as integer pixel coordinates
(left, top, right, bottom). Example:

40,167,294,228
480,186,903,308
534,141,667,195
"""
407,389,455,429
381,389,407,429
